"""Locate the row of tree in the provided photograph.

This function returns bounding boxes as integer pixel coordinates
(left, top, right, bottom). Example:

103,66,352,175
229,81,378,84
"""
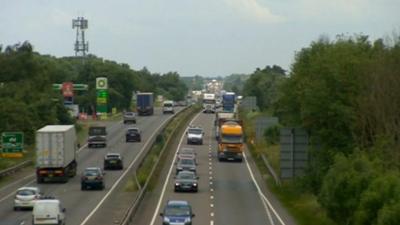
240,34,400,224
0,41,188,145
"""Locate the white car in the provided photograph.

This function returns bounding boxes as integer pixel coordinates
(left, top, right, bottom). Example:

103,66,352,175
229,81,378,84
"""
14,187,41,210
32,199,66,225
186,127,204,145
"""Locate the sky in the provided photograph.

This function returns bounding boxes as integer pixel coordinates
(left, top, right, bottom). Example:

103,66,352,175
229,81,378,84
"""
0,0,399,77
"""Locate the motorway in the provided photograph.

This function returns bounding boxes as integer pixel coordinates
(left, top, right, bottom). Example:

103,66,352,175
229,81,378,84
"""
0,108,181,225
131,112,297,225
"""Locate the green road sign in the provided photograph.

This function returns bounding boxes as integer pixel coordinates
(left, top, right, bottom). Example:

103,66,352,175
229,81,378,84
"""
52,84,62,90
1,132,24,153
52,83,88,91
73,84,88,90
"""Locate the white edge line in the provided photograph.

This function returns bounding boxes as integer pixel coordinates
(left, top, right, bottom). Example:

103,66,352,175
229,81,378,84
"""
80,115,176,225
244,151,286,225
149,112,202,225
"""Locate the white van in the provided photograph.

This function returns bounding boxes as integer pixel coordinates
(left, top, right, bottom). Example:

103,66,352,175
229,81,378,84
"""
32,199,66,225
162,100,175,114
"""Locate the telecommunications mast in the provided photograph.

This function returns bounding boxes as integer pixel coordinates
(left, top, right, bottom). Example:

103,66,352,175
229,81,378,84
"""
72,17,89,57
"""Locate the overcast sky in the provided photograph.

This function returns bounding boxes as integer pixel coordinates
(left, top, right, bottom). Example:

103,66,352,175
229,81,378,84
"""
1,0,399,76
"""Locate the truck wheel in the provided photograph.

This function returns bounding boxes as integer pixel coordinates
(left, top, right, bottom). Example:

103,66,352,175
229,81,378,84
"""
14,206,19,211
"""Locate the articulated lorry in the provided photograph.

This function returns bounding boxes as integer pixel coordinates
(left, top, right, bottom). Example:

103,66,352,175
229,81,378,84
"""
137,92,154,116
202,93,216,113
217,119,244,162
36,125,77,183
222,92,236,112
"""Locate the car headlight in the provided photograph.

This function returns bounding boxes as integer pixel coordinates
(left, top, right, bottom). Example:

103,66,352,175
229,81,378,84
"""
193,183,197,186
163,217,170,223
175,183,180,186
185,217,191,223
177,167,183,170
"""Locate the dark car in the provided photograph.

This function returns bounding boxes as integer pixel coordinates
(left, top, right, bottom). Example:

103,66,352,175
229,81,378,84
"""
160,200,195,225
125,127,141,142
81,167,105,190
123,112,136,124
174,171,199,192
176,158,196,174
103,153,123,170
88,126,107,148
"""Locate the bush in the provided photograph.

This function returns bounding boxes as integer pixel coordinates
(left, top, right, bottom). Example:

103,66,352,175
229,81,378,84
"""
318,153,381,224
264,125,281,145
354,173,400,225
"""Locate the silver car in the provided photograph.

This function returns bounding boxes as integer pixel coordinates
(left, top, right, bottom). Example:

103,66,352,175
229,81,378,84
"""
123,112,136,124
14,187,41,210
176,158,197,174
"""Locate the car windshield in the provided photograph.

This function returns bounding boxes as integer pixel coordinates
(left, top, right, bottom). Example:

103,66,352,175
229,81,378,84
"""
221,134,243,143
180,159,195,165
180,149,194,155
106,155,120,159
128,129,139,133
177,173,195,180
203,99,215,104
188,129,202,134
164,103,173,107
84,169,100,176
165,205,191,216
89,127,106,135
124,112,134,116
17,189,36,196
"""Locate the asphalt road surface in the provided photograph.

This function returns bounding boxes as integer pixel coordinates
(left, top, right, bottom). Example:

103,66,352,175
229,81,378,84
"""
0,108,181,225
131,111,296,225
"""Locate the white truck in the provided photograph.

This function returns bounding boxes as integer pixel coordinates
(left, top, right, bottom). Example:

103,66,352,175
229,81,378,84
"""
163,100,175,114
202,93,216,113
36,125,77,183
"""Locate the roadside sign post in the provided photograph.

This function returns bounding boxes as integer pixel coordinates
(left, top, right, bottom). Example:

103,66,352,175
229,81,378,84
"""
1,132,24,158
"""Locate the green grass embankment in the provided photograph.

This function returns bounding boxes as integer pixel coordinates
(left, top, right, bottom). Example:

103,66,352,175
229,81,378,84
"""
240,110,336,225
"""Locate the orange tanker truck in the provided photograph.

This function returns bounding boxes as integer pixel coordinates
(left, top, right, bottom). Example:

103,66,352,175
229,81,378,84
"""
217,119,244,162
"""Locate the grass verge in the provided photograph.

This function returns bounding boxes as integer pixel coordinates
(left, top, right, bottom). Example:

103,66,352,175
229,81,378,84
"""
240,109,336,225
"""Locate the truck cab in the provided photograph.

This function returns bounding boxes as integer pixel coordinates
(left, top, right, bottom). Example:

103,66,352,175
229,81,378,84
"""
88,126,107,148
202,93,216,113
217,120,244,162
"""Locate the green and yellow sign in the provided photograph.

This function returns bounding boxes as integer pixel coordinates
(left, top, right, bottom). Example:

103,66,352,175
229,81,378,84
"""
1,132,24,158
